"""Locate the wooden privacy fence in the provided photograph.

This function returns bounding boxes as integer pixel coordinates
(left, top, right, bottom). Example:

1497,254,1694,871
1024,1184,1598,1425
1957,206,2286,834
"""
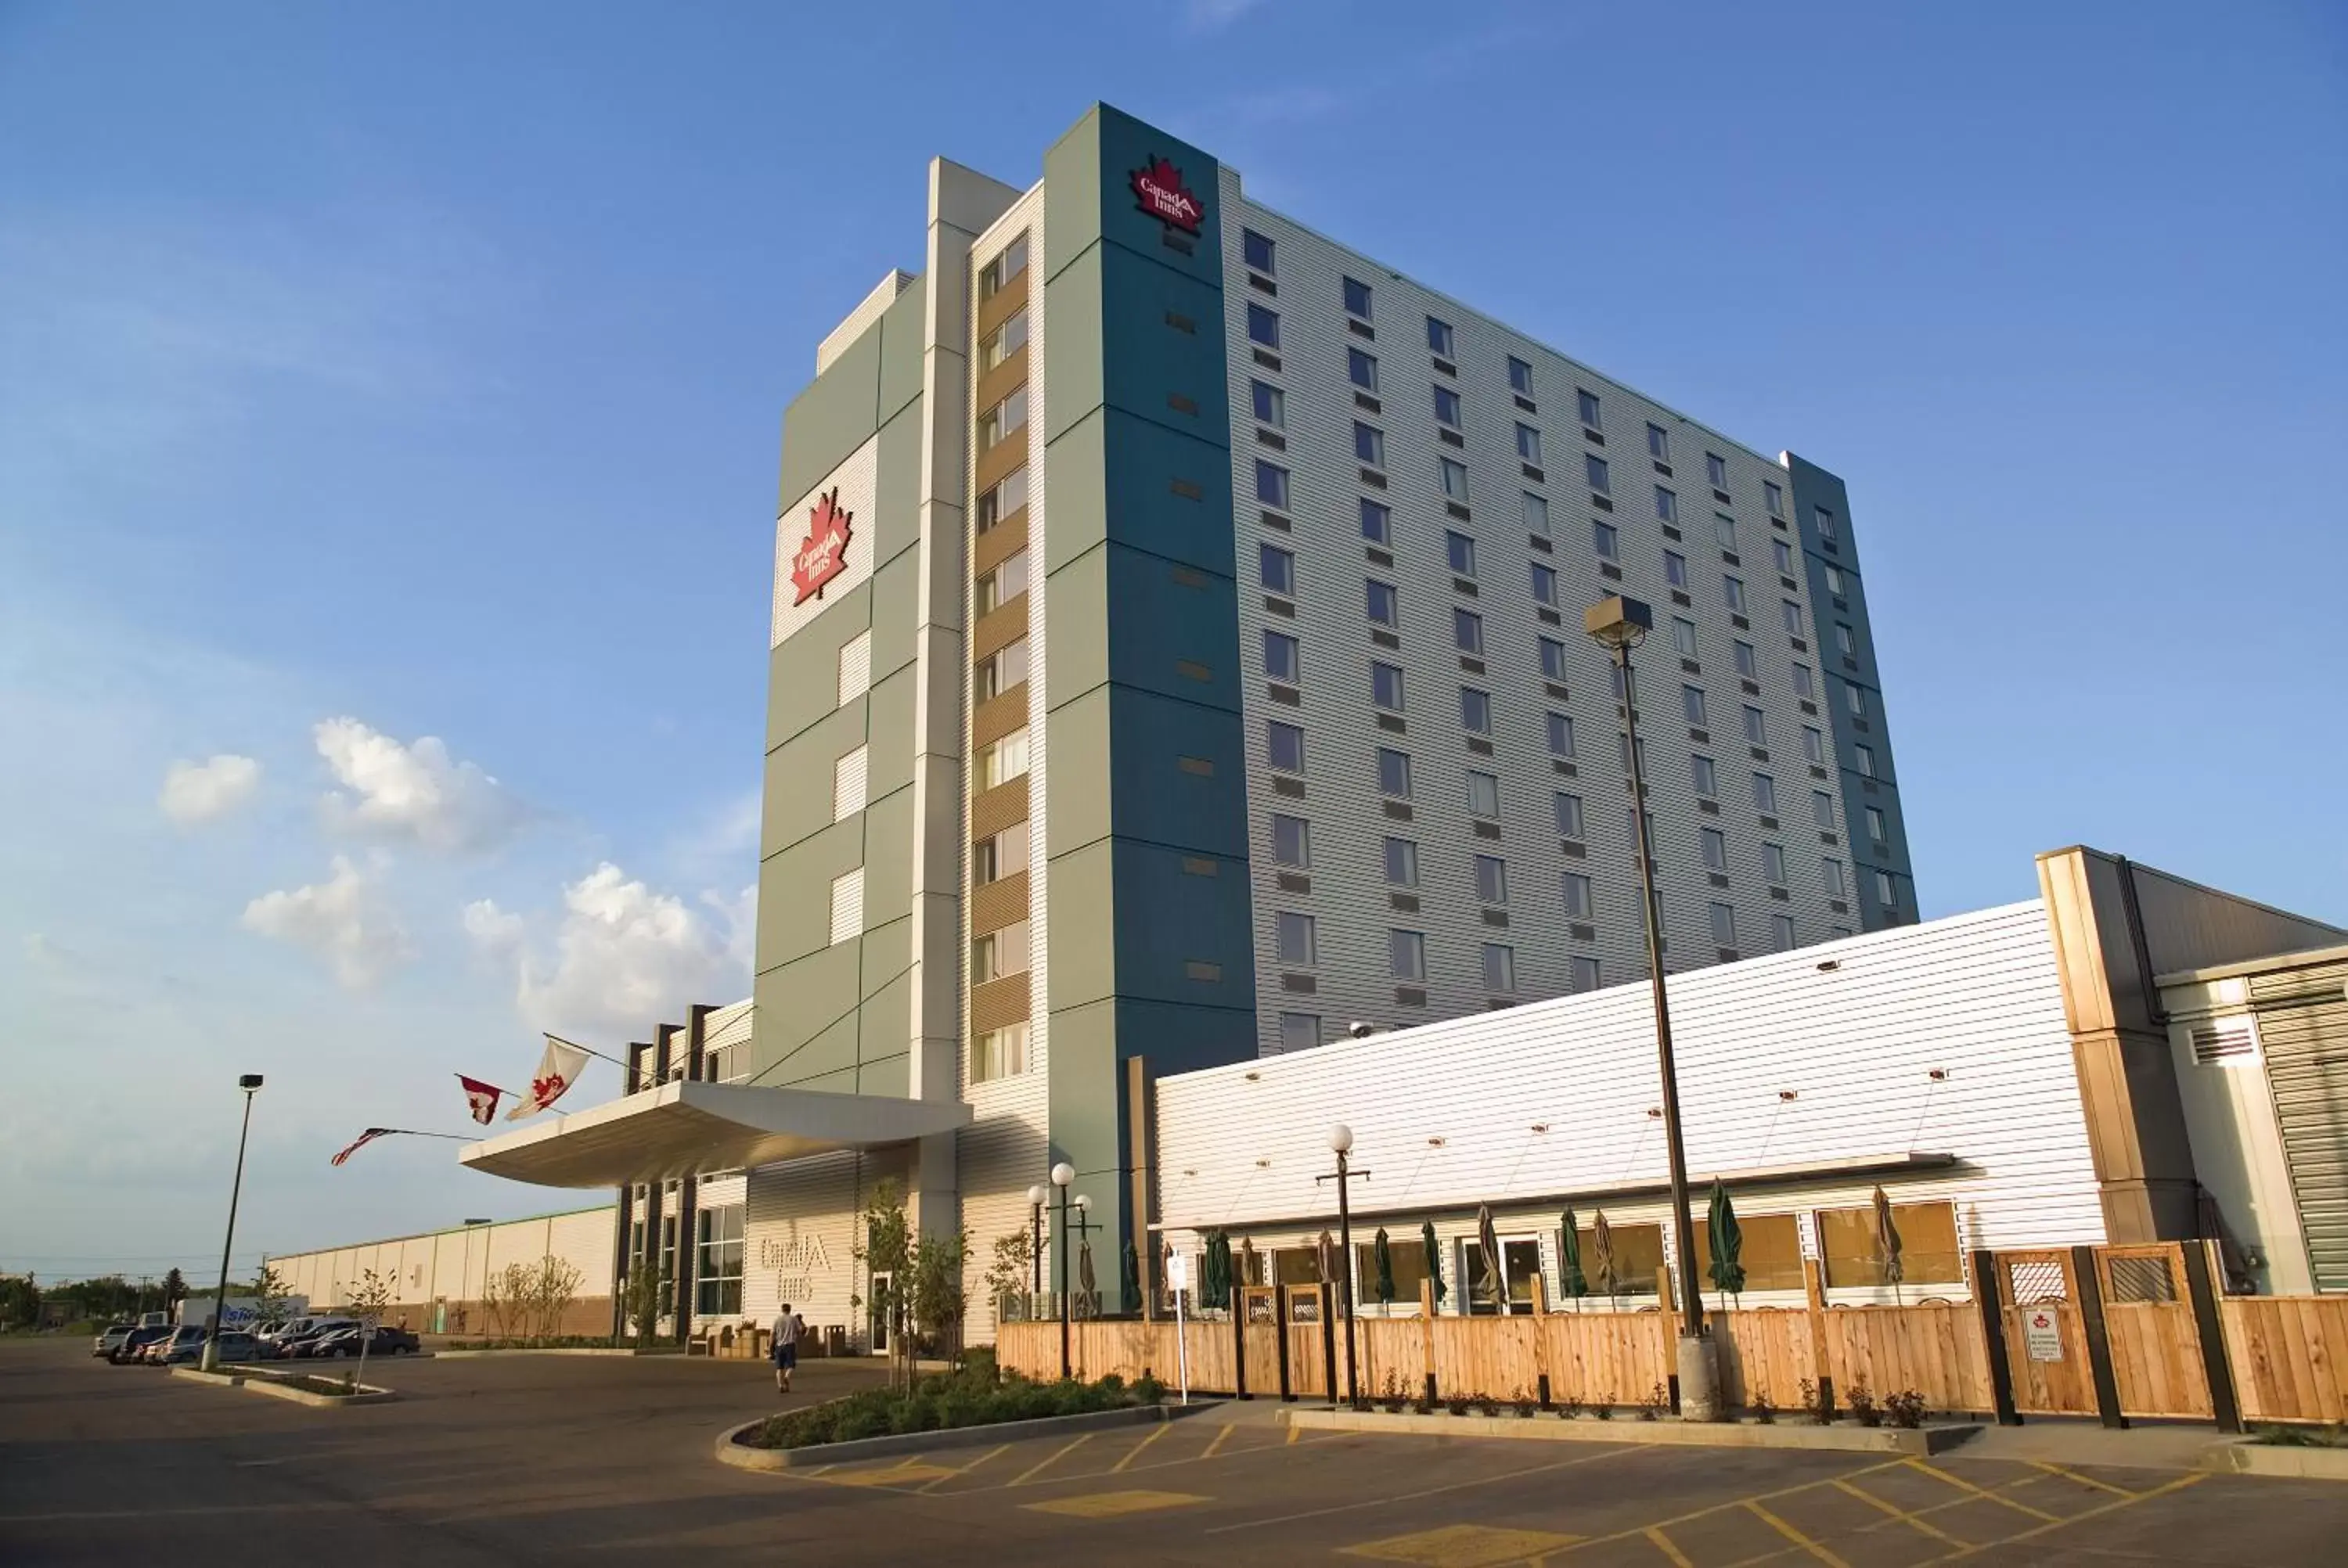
996,1241,2348,1430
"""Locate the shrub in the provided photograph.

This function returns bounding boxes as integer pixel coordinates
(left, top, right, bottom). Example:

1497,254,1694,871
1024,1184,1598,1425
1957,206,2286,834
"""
1556,1394,1583,1419
1593,1391,1616,1421
1750,1394,1776,1425
1132,1372,1165,1405
1846,1383,1882,1428
1443,1392,1471,1416
1883,1390,1927,1430
2256,1423,2348,1448
1474,1391,1499,1417
1511,1386,1537,1419
1799,1376,1830,1425
1639,1382,1668,1422
747,1365,1147,1450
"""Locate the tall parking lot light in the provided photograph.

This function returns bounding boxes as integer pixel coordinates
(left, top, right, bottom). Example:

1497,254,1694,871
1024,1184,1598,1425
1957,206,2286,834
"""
201,1074,264,1373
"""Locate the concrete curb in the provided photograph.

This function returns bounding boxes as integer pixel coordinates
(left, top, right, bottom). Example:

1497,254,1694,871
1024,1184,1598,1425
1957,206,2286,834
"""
170,1365,398,1407
435,1347,684,1359
716,1400,1210,1472
1280,1406,1978,1455
2204,1439,2348,1480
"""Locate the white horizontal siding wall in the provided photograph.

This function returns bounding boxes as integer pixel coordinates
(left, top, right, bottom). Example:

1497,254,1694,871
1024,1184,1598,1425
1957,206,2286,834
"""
1155,901,2102,1304
268,1207,615,1313
745,1149,908,1348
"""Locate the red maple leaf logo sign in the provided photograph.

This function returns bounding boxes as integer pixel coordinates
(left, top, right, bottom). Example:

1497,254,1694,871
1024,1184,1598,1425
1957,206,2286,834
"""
790,487,855,606
1129,156,1204,233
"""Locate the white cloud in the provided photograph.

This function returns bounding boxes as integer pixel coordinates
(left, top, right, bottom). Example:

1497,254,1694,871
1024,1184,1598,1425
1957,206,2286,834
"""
241,855,415,987
159,753,261,823
315,716,527,854
465,862,752,1039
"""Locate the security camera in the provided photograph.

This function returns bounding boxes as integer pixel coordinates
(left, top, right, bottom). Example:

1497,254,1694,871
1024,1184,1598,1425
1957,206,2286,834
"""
1348,1021,1378,1040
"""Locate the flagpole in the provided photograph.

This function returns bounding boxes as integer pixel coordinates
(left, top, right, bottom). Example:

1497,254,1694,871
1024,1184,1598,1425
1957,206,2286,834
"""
543,1034,633,1072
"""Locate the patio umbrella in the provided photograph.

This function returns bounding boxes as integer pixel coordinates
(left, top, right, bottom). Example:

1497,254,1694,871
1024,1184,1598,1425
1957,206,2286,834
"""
1558,1207,1588,1311
1316,1229,1336,1286
1372,1228,1397,1312
1077,1238,1098,1318
1201,1230,1232,1311
1590,1209,1620,1300
1120,1239,1140,1312
1706,1181,1746,1307
1476,1205,1504,1311
1239,1236,1259,1289
1871,1185,1905,1301
1421,1220,1447,1305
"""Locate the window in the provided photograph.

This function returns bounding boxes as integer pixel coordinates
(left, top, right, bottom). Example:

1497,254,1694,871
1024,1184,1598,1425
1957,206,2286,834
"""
975,822,1030,884
973,1021,1031,1083
1470,854,1507,905
1255,459,1291,510
978,309,1028,372
1802,726,1825,764
1440,457,1469,503
1723,574,1747,612
1666,619,1698,660
1460,687,1493,735
1522,491,1550,534
1781,599,1803,635
1377,747,1412,797
975,638,1028,701
1817,1199,1961,1286
1453,606,1485,654
1343,275,1373,318
1366,579,1399,626
1269,813,1311,869
1682,685,1708,727
1855,744,1877,778
1576,1218,1662,1296
1251,379,1285,427
1691,754,1718,797
976,728,1031,788
1540,637,1569,681
1277,909,1317,966
1262,629,1299,683
1248,303,1280,348
1432,385,1462,426
1555,792,1586,839
976,466,1028,531
1813,505,1839,542
1349,347,1379,392
1584,453,1610,493
1482,943,1516,993
1384,836,1419,886
1372,661,1406,712
1771,913,1796,952
829,868,863,945
696,1205,744,1315
1763,842,1787,884
1561,870,1594,919
1570,955,1601,992
1529,562,1558,606
1792,663,1816,699
1242,228,1275,273
1258,543,1295,599
1838,621,1861,659
1446,530,1477,576
1825,565,1848,597
1734,641,1759,678
1874,868,1898,908
1702,827,1727,871
1576,388,1602,428
1427,316,1455,357
1268,721,1305,772
1515,423,1543,464
972,918,1030,980
1822,858,1846,897
1547,711,1576,758
1865,805,1888,844
1742,705,1766,746
833,746,869,820
1647,422,1673,462
1359,497,1391,544
976,550,1031,615
1752,772,1777,816
1388,929,1427,982
1811,789,1835,829
977,386,1028,450
1466,768,1500,818
1842,681,1869,717
1764,480,1785,517
1277,1012,1320,1056
837,628,872,705
1588,519,1620,561
1705,451,1729,488
1773,538,1794,574
1710,901,1738,948
977,234,1028,299
1354,422,1386,468
1713,512,1737,552
1654,487,1677,523
1507,356,1534,396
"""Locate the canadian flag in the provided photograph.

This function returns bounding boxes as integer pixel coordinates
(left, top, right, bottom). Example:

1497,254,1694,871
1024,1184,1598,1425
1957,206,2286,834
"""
506,1036,591,1120
456,1074,506,1125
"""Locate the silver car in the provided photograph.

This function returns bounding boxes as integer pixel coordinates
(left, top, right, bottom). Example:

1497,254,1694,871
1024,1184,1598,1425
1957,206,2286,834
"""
92,1324,136,1358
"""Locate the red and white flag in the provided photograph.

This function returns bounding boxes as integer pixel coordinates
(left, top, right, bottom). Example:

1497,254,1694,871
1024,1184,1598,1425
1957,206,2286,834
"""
456,1074,506,1125
506,1035,590,1120
330,1127,393,1167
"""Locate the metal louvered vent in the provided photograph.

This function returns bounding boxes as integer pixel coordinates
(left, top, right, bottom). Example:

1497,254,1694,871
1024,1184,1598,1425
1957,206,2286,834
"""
2191,1023,2256,1065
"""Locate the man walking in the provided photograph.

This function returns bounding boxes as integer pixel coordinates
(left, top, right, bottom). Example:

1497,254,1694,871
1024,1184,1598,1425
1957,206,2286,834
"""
771,1302,803,1394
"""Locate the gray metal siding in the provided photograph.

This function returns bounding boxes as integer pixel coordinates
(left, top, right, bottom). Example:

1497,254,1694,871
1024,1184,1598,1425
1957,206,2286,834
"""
2253,964,2348,1291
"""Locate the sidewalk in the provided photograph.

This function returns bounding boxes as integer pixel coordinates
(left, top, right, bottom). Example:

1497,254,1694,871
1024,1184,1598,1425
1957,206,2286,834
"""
1958,1417,2238,1472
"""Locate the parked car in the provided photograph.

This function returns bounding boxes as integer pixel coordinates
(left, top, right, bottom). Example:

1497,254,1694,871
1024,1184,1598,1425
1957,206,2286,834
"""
262,1316,355,1358
158,1330,258,1366
92,1323,136,1358
309,1324,418,1358
144,1326,208,1365
109,1325,173,1364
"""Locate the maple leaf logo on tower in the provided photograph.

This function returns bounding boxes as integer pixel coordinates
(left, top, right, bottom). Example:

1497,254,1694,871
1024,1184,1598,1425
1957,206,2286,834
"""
790,487,855,606
1129,155,1204,234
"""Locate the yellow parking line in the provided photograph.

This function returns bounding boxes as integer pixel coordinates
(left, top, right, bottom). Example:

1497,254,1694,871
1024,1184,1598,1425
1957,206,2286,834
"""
1201,1422,1237,1461
2029,1460,2134,1498
1928,1473,2205,1562
1008,1432,1093,1487
1287,1422,1302,1444
1643,1525,1698,1567
1111,1423,1171,1473
1902,1458,2062,1523
916,1443,1009,1492
1746,1500,1852,1568
1831,1478,1965,1548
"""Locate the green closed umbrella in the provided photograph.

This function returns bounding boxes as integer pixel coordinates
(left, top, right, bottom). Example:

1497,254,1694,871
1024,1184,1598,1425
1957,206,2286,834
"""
1706,1181,1746,1307
1201,1230,1232,1311
1421,1220,1447,1306
1372,1228,1397,1313
1871,1185,1905,1303
1558,1207,1589,1311
1590,1209,1620,1300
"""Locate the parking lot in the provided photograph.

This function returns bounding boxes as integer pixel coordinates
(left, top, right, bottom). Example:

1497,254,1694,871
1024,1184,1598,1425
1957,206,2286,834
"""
5,1336,2345,1565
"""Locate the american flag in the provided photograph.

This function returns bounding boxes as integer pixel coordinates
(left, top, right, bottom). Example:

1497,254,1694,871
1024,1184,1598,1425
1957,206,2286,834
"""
330,1127,394,1167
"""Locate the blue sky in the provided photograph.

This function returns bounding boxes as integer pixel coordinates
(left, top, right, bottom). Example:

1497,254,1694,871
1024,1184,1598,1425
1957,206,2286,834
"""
3,1,2342,1283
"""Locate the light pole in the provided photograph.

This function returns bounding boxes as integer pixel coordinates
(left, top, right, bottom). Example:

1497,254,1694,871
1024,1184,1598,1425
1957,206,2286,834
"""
1316,1124,1367,1409
1026,1184,1047,1317
1050,1162,1075,1378
1586,595,1717,1419
200,1074,264,1373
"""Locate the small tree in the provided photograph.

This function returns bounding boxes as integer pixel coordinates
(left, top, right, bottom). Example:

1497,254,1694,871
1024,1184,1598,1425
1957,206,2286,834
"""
161,1268,187,1311
982,1229,1033,1322
855,1180,913,1384
907,1227,970,1355
347,1268,394,1322
247,1263,290,1325
530,1256,584,1340
622,1264,672,1348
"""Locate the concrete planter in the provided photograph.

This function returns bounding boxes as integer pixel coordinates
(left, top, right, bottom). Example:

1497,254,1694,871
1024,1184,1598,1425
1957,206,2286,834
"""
1281,1405,1977,1455
436,1346,682,1359
2206,1439,2348,1480
718,1400,1207,1472
171,1365,398,1407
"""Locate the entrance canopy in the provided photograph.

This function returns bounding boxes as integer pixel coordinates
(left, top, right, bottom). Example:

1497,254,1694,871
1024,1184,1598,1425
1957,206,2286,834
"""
459,1080,971,1189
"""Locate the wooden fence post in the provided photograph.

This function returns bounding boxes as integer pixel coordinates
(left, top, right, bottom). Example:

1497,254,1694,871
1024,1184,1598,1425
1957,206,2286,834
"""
2178,1240,2242,1434
1969,1249,2022,1426
1529,1274,1551,1408
1803,1257,1835,1419
1274,1288,1294,1403
2069,1245,2128,1430
1232,1295,1249,1400
1419,1276,1438,1405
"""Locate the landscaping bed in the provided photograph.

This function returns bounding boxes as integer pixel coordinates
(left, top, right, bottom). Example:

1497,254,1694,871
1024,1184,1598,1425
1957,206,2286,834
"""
1284,1384,1977,1456
744,1361,1167,1450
